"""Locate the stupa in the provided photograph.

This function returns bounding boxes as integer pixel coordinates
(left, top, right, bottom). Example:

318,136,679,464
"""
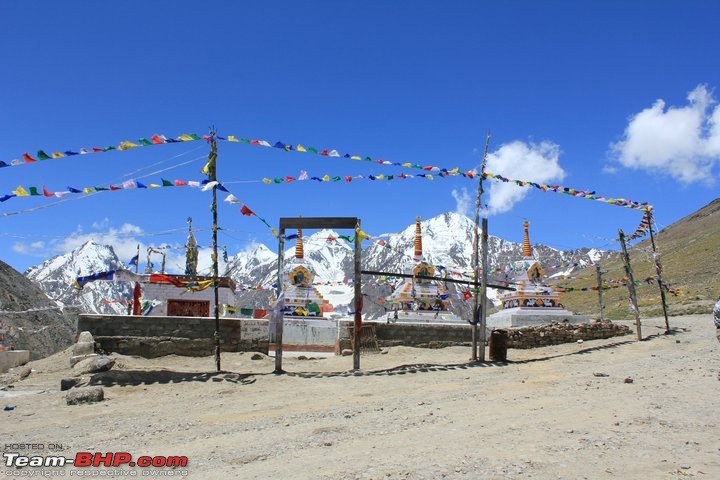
282,228,331,317
487,221,589,328
385,217,459,323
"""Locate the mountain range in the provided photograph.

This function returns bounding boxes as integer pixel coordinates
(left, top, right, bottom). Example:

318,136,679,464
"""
20,212,610,320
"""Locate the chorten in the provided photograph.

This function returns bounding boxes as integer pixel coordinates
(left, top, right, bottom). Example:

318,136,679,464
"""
487,221,589,328
282,228,330,316
386,217,456,323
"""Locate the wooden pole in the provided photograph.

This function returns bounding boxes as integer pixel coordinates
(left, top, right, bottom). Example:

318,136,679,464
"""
275,229,285,374
647,210,670,333
470,131,491,361
479,217,489,361
135,244,139,274
618,229,642,341
596,263,605,322
207,132,221,372
353,220,362,370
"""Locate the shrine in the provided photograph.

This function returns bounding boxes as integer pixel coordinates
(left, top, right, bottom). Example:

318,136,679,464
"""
487,221,589,328
385,217,459,323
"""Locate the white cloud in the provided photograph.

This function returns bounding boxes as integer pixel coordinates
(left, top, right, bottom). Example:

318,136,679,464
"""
451,187,472,217
484,140,566,215
610,84,720,184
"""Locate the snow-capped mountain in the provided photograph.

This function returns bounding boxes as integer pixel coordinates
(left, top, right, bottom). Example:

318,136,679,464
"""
25,213,610,319
25,241,132,315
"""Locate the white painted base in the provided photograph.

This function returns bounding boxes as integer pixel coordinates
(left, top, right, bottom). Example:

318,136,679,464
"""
0,350,30,373
487,307,591,328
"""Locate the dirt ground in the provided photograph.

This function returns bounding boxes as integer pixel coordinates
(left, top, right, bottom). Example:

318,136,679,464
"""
2,314,720,479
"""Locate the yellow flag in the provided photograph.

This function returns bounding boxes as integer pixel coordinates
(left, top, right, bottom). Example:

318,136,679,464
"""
52,152,65,158
402,162,412,168
178,134,194,141
427,174,434,181
322,175,330,182
296,144,307,153
350,155,361,160
376,174,385,180
148,184,161,188
262,178,272,184
118,141,139,150
82,187,94,194
227,135,239,142
271,228,279,237
449,167,459,174
200,162,210,175
358,230,371,241
12,186,29,196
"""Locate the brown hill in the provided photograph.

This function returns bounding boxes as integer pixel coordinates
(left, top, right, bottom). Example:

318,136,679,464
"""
554,197,720,320
0,259,76,359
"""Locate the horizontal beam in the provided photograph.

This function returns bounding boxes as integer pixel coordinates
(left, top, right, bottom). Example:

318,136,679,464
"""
361,270,515,291
279,217,359,230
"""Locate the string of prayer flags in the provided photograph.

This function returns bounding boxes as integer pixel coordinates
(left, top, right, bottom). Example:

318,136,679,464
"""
2,133,207,170
2,179,203,204
626,208,653,241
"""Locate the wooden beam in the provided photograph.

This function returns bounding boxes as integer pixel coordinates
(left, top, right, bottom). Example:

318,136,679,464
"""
280,217,359,230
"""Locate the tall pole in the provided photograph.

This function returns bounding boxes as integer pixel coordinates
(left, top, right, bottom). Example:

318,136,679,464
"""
646,209,670,334
135,244,139,274
479,217,489,361
471,131,491,361
275,229,285,374
207,131,221,372
595,263,605,322
353,220,362,370
618,229,642,341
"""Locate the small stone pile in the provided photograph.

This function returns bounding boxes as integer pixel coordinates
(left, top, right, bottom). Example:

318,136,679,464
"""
504,321,631,349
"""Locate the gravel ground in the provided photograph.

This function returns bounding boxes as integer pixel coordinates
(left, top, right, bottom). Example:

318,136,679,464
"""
2,314,719,479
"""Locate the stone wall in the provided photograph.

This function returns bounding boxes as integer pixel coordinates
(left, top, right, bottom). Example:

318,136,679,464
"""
504,321,631,349
78,314,268,358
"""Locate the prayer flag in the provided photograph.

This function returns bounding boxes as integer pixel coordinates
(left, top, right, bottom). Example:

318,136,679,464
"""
240,205,255,216
23,153,37,163
161,179,174,187
37,150,51,160
28,187,41,196
12,186,29,196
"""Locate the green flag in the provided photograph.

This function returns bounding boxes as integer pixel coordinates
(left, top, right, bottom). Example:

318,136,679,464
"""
138,138,153,146
161,178,174,187
37,150,51,160
29,186,41,196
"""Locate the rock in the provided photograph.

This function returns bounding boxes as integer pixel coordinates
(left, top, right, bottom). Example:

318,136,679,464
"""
66,386,104,405
341,349,353,356
60,378,80,391
73,355,115,375
70,353,98,367
16,366,32,380
77,331,94,344
593,372,609,377
73,341,95,357
297,355,308,360
250,353,265,360
624,377,634,383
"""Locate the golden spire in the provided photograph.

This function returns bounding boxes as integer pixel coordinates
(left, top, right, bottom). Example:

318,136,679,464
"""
295,228,304,259
522,220,532,258
414,216,423,261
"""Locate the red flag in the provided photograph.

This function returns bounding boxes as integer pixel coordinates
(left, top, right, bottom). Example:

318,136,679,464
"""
132,282,142,315
92,147,103,152
462,291,472,300
320,149,329,156
174,180,188,186
151,135,166,144
240,205,255,216
345,176,352,182
109,185,121,191
285,176,295,183
23,152,37,163
42,185,53,197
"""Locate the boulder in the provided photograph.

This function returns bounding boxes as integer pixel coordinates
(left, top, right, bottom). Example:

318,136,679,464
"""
66,386,104,405
72,355,115,375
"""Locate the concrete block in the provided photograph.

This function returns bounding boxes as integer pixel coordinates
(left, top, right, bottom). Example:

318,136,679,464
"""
0,350,30,373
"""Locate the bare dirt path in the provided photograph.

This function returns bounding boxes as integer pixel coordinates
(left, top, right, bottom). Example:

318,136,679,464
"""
3,315,719,479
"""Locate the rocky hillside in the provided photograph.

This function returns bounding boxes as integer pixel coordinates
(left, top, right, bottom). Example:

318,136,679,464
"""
555,197,720,320
0,259,76,359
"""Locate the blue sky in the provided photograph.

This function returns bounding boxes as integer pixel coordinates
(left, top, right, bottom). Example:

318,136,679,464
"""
1,1,719,274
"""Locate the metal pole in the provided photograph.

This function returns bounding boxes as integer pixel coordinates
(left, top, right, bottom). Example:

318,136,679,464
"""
596,263,605,322
275,229,285,374
471,131,491,361
647,210,670,333
353,220,362,370
207,132,221,372
618,229,642,341
479,217,489,361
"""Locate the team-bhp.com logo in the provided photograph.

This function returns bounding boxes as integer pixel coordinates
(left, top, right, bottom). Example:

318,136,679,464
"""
4,451,188,469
